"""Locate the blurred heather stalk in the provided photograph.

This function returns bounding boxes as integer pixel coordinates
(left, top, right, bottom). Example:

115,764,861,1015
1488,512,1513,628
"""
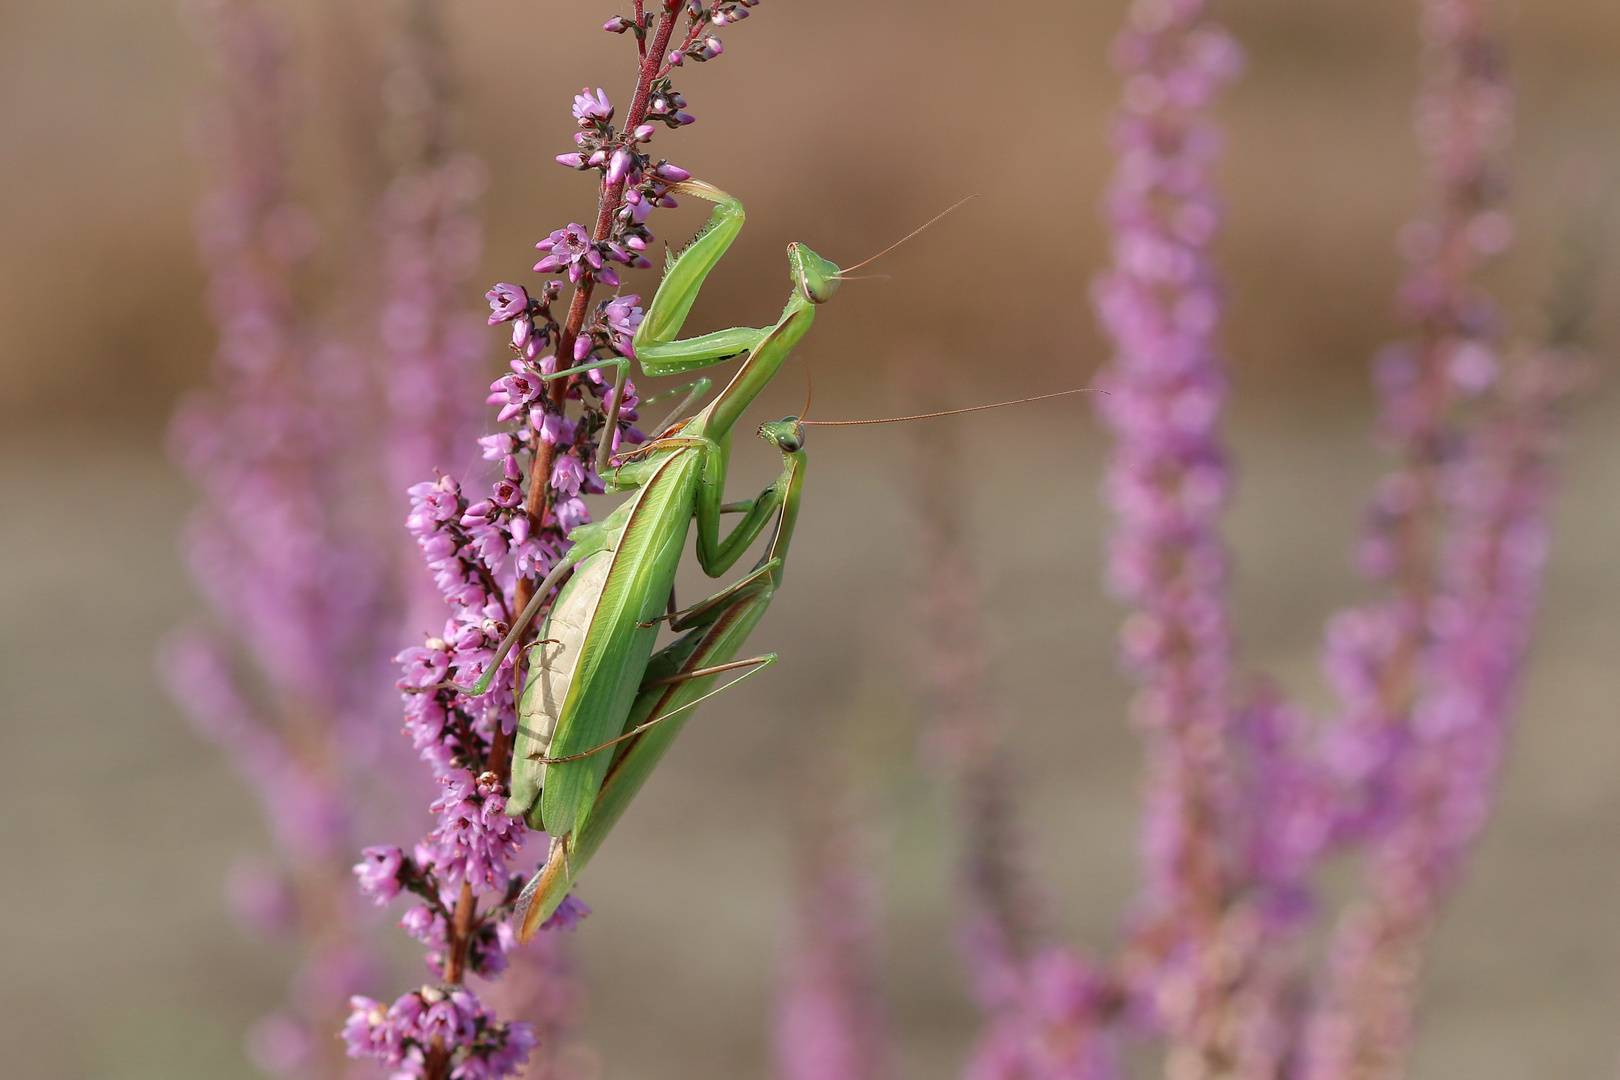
345,5,764,1077
774,772,892,1080
376,0,490,631
907,398,1119,1080
166,1,392,1075
1299,3,1547,1078
1300,7,1589,1076
1090,2,1278,1075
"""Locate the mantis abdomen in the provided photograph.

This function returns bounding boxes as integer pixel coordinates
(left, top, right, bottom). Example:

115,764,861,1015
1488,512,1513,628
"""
509,547,616,819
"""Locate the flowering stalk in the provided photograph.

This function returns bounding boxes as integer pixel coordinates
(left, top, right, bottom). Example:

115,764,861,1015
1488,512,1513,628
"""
1090,1,1270,1074
1302,7,1578,1074
1303,353,1576,1080
774,775,892,1080
345,5,763,1078
379,0,491,631
167,2,392,1074
906,399,1119,1080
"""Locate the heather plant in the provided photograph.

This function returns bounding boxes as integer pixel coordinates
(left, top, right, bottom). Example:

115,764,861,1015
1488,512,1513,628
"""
341,3,766,1077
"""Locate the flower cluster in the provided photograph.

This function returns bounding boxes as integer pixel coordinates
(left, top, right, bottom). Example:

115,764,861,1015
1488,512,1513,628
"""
1300,7,1565,1074
346,5,763,1078
1091,0,1265,1066
343,986,537,1080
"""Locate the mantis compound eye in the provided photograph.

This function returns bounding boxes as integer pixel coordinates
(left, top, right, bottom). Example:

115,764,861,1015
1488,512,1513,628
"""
786,242,841,305
757,417,805,452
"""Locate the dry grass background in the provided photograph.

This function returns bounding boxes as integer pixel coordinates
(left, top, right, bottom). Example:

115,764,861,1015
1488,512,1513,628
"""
3,1,1620,1077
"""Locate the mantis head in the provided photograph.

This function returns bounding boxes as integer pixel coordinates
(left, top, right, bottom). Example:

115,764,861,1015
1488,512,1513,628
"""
758,417,805,452
787,243,842,305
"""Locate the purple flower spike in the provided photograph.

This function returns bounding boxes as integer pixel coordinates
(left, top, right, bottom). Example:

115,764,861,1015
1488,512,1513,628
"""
571,86,612,126
345,2,764,1072
485,283,528,325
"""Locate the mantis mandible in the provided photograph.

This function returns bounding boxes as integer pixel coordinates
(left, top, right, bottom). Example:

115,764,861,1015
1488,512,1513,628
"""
457,180,844,939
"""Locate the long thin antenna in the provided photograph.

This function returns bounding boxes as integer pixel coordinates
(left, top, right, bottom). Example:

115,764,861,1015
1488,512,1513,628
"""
799,365,814,422
801,387,1101,428
837,195,980,276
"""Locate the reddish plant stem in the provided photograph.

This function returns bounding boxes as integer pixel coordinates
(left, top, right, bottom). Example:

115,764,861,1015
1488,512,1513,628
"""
499,4,685,784
424,881,479,1080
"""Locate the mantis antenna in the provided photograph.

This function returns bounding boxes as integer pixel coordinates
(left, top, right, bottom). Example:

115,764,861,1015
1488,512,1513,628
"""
836,194,980,276
800,387,1103,427
799,365,813,424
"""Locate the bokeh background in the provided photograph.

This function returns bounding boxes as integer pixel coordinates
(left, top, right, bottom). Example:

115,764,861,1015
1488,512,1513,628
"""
4,0,1620,1077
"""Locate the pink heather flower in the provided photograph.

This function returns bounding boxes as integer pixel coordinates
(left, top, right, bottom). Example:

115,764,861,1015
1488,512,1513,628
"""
426,770,527,896
355,846,405,905
542,895,592,933
343,987,535,1078
571,86,612,126
485,282,528,324
607,147,638,186
534,222,619,285
536,410,577,447
604,293,644,340
551,454,586,497
554,496,591,532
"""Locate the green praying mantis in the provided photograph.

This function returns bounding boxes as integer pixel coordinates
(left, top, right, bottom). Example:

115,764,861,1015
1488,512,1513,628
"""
459,180,1085,940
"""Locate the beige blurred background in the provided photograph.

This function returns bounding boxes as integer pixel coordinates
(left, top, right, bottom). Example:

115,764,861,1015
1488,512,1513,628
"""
4,1,1620,1077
